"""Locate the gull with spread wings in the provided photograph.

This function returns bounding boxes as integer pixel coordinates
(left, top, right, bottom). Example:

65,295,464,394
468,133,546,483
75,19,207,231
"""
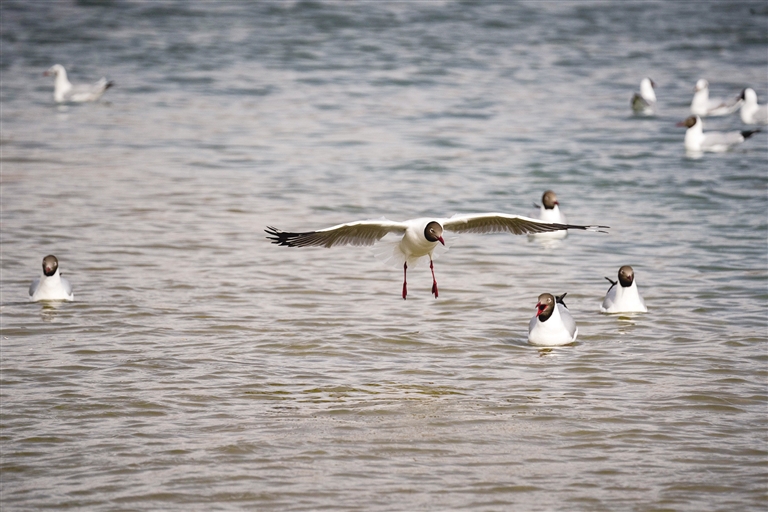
266,214,608,299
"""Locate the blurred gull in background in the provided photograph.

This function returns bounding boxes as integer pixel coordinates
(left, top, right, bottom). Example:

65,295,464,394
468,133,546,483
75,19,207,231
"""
44,64,114,103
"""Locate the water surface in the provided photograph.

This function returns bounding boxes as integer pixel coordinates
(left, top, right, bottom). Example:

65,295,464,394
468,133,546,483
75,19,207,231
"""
1,1,766,510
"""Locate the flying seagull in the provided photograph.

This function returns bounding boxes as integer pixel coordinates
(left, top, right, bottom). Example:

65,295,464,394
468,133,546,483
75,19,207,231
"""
266,213,608,299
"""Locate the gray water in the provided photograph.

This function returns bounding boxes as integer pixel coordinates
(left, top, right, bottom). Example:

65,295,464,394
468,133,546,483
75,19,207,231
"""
1,1,767,510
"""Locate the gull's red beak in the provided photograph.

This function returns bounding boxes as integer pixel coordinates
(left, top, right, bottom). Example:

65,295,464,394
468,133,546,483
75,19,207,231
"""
536,302,546,316
675,120,686,127
438,236,445,246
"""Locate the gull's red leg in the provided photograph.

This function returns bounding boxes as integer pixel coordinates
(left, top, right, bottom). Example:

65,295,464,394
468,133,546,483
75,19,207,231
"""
402,262,408,300
430,259,438,298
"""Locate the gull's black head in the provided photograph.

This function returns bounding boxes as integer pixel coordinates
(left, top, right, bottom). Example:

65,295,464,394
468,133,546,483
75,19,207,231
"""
424,221,445,245
618,265,634,287
42,255,59,277
542,190,559,210
536,293,555,322
676,115,698,129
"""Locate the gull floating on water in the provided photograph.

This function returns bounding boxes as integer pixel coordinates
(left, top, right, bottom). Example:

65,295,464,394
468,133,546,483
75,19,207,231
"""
631,77,657,115
29,255,74,302
600,265,646,314
266,214,608,299
528,293,578,346
44,64,114,103
677,115,760,153
739,88,768,125
529,190,568,240
690,79,742,117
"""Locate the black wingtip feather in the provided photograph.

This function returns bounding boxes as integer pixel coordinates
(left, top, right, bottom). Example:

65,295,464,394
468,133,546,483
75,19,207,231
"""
265,226,300,247
741,129,761,140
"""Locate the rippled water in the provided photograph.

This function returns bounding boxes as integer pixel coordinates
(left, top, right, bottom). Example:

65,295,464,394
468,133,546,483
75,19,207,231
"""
2,1,767,510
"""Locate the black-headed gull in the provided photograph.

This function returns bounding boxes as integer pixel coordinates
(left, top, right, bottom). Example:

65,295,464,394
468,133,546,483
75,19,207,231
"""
266,214,608,299
690,79,742,117
600,265,646,314
29,255,74,302
739,88,768,125
44,64,114,103
530,190,568,240
528,293,578,346
631,77,657,115
677,115,760,153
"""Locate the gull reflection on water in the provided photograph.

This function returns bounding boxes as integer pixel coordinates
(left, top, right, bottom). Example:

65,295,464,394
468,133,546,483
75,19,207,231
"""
38,301,66,323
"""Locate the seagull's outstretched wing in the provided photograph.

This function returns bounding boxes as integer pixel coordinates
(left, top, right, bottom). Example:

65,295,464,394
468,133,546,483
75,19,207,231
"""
266,220,408,248
442,213,608,235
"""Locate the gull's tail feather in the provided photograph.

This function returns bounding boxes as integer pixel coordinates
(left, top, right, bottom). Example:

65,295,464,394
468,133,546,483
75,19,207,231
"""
372,238,407,268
